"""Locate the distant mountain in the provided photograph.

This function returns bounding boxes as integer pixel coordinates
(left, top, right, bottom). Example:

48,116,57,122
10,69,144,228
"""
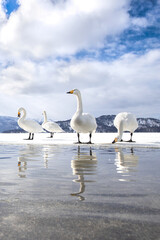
95,115,116,132
0,115,160,133
56,115,160,133
0,116,22,133
136,118,160,132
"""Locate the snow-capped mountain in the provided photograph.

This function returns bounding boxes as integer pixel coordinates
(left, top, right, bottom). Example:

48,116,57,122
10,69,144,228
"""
0,116,22,133
57,115,160,133
0,115,160,133
137,118,160,132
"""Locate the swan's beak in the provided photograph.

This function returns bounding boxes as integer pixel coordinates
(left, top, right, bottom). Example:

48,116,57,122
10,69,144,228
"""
112,137,118,144
67,90,74,94
18,161,21,166
18,112,21,117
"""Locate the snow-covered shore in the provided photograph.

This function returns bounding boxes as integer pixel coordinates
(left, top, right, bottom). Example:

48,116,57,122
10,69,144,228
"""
0,132,160,148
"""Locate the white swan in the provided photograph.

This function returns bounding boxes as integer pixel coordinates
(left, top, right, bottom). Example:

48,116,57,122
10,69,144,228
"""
42,110,64,138
17,107,43,140
112,112,138,143
67,89,97,144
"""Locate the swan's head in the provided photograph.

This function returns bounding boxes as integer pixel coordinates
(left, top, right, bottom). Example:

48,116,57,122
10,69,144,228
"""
42,110,46,115
18,107,25,117
112,137,118,144
67,89,80,96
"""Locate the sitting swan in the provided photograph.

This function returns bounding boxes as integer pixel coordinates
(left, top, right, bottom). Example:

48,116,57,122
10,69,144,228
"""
67,89,97,144
112,112,138,143
42,110,64,138
18,107,43,140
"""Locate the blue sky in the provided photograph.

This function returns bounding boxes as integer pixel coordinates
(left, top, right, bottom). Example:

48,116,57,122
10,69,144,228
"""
0,0,160,120
2,0,19,15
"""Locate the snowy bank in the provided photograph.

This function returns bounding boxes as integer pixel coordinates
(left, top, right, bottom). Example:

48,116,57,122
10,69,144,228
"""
0,132,160,148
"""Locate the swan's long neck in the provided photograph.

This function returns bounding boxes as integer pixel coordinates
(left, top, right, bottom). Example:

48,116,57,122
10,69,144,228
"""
117,120,123,140
76,93,83,114
43,111,47,123
21,108,26,121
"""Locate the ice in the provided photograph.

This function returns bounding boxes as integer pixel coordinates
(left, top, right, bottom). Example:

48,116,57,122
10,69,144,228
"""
0,132,160,148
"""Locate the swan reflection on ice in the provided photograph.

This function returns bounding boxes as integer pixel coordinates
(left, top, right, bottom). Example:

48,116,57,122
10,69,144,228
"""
71,146,97,201
18,156,27,178
114,148,138,182
43,147,49,168
42,146,56,168
17,145,41,178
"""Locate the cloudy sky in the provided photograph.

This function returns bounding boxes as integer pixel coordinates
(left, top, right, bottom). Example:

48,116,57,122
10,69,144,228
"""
0,0,160,120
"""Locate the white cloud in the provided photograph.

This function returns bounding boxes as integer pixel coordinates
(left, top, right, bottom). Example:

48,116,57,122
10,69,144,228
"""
0,0,130,59
1,49,160,120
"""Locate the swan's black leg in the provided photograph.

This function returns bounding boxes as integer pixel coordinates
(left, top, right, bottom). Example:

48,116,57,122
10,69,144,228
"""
87,133,92,144
127,132,135,142
77,133,82,144
131,133,133,141
28,133,31,140
25,133,32,140
29,133,31,140
50,132,54,138
31,133,34,140
128,133,133,142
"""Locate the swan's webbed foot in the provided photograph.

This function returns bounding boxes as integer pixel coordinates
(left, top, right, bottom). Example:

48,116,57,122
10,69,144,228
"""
75,141,82,144
75,141,93,144
127,140,135,142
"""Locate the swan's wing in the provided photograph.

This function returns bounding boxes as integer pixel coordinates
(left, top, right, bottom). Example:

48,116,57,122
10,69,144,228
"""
124,114,138,132
43,121,64,132
114,113,138,132
19,119,43,133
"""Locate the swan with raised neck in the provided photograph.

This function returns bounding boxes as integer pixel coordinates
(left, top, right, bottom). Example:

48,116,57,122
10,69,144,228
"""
67,89,97,144
42,110,48,124
42,110,64,138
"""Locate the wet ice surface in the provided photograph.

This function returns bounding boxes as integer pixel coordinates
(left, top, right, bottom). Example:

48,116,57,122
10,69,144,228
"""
0,142,160,239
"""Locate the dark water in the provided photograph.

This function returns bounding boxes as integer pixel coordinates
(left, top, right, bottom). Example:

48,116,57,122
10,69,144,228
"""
0,144,160,240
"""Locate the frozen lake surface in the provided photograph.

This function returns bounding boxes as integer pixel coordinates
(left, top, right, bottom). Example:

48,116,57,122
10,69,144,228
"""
0,133,160,239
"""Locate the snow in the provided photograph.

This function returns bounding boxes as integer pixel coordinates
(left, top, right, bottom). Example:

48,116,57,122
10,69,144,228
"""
0,132,160,148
